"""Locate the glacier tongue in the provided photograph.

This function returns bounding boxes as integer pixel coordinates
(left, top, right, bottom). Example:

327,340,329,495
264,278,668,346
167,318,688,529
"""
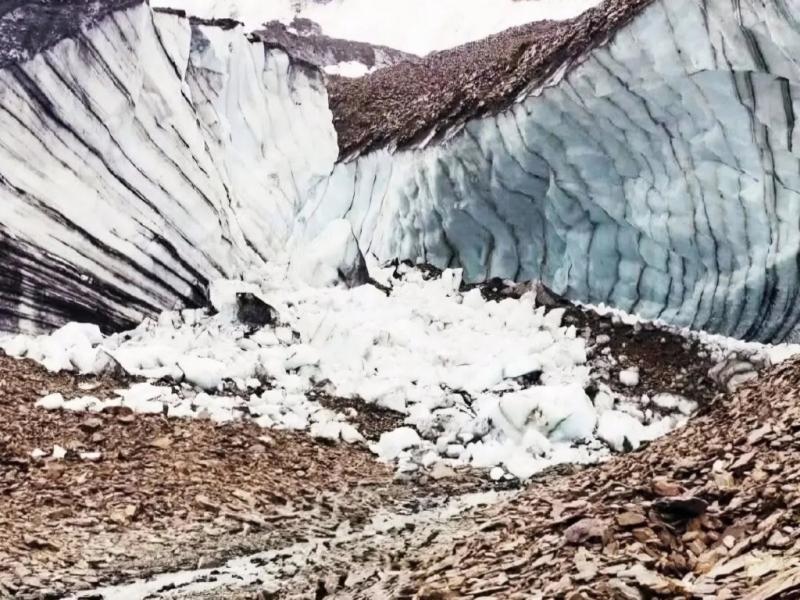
0,4,337,333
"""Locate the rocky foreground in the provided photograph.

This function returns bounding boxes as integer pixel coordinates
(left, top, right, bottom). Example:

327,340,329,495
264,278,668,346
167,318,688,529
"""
0,287,794,599
131,354,800,599
328,357,800,599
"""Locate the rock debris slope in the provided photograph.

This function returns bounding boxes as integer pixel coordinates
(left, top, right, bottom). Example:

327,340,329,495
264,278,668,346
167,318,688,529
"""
3,0,800,343
309,357,800,599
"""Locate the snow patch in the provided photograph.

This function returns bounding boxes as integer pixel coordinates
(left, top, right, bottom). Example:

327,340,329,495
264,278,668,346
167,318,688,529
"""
323,61,371,78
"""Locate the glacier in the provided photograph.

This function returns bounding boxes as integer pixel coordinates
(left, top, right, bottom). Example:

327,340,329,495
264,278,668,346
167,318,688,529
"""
2,0,800,342
300,0,800,342
0,3,337,332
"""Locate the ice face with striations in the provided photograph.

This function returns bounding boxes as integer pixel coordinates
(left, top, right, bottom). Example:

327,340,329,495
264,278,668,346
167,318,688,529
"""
0,2,337,333
3,0,800,343
299,0,800,342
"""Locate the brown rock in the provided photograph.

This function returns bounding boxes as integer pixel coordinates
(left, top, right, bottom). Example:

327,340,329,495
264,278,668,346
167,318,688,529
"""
654,495,708,519
609,579,644,600
149,436,173,449
22,535,59,552
747,425,772,446
652,479,684,497
79,418,103,432
564,518,605,545
616,512,647,528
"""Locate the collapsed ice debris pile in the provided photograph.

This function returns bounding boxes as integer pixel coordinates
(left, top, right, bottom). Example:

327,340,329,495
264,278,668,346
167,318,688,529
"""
2,225,706,481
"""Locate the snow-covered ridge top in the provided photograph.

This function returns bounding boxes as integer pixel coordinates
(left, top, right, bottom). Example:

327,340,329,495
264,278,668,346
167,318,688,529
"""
0,0,144,69
149,0,601,56
327,0,656,159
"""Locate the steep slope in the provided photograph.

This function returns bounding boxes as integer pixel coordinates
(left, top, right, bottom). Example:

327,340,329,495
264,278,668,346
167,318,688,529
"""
0,3,336,333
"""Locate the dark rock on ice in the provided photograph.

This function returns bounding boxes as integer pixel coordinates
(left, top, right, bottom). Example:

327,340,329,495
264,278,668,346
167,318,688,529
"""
236,293,277,328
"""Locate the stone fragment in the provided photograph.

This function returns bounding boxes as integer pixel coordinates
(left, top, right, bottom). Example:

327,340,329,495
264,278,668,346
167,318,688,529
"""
616,512,647,528
564,518,605,545
236,293,277,328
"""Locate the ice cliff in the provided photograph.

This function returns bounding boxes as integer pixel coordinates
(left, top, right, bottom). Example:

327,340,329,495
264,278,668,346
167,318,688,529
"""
306,0,800,342
0,2,337,332
2,0,800,343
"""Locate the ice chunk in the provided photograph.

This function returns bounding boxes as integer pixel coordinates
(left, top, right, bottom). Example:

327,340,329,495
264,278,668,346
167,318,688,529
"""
371,427,422,461
503,449,540,480
310,421,342,441
536,386,597,442
37,393,65,410
468,439,506,469
341,423,365,444
63,396,101,412
1,335,29,357
597,410,647,452
619,368,640,387
503,355,543,379
51,322,104,347
497,392,539,431
118,383,169,414
284,345,321,370
179,356,227,391
520,427,552,455
498,385,596,442
440,269,463,292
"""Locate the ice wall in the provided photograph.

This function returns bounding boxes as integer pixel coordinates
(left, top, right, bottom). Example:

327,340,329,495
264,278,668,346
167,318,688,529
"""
4,0,800,343
298,0,800,342
0,4,337,332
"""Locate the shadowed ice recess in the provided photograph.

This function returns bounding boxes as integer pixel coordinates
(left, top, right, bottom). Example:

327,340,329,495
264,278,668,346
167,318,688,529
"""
1,0,800,342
